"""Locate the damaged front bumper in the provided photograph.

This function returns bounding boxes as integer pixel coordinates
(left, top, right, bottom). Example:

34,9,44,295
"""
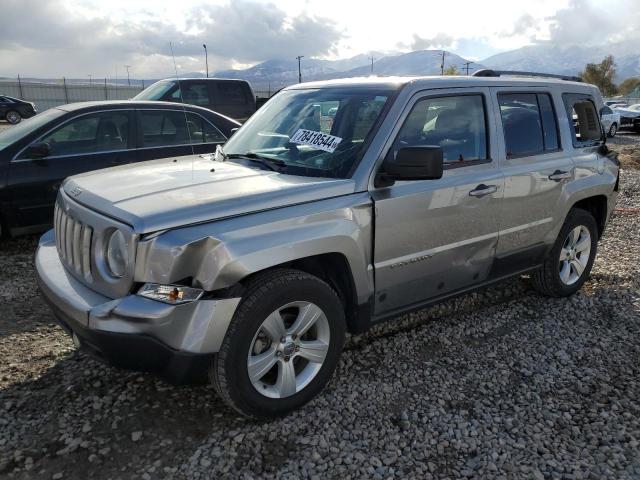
35,230,240,383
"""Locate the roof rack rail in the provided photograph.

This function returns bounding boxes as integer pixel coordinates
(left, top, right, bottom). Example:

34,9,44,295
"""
472,69,582,83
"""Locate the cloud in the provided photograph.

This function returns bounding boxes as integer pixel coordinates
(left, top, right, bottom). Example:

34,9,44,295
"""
407,33,454,51
0,0,344,77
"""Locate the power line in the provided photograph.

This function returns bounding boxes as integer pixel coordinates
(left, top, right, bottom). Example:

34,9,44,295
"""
296,55,304,83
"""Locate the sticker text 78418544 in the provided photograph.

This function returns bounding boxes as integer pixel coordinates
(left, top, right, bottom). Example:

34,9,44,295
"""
290,129,343,153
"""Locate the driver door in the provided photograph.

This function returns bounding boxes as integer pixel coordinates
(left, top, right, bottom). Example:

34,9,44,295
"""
371,88,504,317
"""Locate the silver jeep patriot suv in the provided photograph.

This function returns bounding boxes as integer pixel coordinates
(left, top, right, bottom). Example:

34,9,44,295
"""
37,71,619,418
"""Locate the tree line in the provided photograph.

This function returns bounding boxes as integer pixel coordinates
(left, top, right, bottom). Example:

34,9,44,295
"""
581,56,640,98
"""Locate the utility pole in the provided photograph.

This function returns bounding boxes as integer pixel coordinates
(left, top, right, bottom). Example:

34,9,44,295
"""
440,51,446,75
124,65,131,86
203,44,209,78
461,61,473,75
296,55,304,83
369,56,375,74
88,74,92,85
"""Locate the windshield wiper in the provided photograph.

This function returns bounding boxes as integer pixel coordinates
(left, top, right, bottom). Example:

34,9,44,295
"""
226,152,287,172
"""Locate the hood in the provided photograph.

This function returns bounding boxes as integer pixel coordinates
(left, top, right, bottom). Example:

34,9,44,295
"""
63,155,356,233
614,108,640,117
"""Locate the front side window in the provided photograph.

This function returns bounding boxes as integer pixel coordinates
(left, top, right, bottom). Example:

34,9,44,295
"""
2,109,65,152
170,83,211,106
220,88,394,178
562,94,603,147
498,93,559,158
32,111,130,157
393,94,488,165
140,110,224,147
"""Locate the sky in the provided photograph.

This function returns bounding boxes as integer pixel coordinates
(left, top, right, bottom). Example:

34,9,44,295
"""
0,0,638,78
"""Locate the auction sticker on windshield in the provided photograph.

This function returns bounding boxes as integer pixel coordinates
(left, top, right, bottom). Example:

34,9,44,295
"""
290,129,342,153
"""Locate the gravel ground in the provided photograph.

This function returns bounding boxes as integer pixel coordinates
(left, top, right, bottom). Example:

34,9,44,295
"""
0,142,639,480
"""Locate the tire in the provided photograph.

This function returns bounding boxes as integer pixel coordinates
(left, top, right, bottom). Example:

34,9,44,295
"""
531,208,598,297
5,110,21,125
608,123,617,137
212,268,346,418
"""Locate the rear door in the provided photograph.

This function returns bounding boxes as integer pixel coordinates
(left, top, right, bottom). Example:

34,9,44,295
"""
372,88,504,317
135,109,227,162
7,109,134,229
491,88,574,273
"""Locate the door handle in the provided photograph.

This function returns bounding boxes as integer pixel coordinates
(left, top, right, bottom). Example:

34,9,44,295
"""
548,170,572,181
469,184,498,197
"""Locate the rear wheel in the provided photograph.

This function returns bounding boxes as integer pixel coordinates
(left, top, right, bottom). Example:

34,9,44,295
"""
5,110,21,124
608,123,617,137
531,209,598,297
212,269,346,418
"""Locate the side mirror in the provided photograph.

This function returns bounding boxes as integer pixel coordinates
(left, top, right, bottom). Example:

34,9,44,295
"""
377,146,444,187
230,127,239,137
23,142,51,160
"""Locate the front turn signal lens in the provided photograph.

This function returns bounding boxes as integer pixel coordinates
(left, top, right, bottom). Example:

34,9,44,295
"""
137,283,204,304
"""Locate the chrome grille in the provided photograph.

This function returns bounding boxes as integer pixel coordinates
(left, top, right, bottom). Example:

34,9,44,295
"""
54,202,93,280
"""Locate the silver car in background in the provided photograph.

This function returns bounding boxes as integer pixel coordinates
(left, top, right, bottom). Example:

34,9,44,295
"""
36,72,619,418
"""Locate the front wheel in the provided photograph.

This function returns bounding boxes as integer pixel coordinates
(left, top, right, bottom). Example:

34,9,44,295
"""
5,110,21,124
212,269,346,418
531,208,598,297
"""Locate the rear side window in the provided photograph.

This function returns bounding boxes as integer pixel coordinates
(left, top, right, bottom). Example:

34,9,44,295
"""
601,106,613,115
498,93,559,158
215,82,250,106
562,94,603,147
139,110,225,147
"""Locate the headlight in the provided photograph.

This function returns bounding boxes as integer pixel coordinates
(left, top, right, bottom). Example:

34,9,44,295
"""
137,284,204,304
105,229,128,277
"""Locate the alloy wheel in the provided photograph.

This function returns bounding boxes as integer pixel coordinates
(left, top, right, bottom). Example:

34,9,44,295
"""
558,225,591,286
6,111,21,124
247,301,330,399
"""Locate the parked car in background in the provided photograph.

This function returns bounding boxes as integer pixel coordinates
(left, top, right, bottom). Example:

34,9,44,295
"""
614,103,640,131
36,73,618,418
0,95,37,124
600,106,621,137
134,78,256,123
0,100,239,236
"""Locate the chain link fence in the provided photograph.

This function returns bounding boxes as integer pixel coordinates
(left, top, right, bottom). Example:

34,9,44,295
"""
0,78,145,112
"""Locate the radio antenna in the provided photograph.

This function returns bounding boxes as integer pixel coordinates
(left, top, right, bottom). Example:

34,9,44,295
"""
169,42,195,179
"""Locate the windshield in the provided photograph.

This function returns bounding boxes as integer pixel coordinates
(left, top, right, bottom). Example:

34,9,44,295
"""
133,80,174,101
0,109,65,151
629,104,640,111
221,87,394,178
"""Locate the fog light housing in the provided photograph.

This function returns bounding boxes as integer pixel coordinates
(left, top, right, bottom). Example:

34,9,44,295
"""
137,283,204,304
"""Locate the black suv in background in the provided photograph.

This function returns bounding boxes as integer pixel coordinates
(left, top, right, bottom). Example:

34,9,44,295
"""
0,95,37,124
134,78,256,122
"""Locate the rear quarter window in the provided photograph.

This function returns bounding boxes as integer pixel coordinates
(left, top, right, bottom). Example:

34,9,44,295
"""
562,93,604,147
